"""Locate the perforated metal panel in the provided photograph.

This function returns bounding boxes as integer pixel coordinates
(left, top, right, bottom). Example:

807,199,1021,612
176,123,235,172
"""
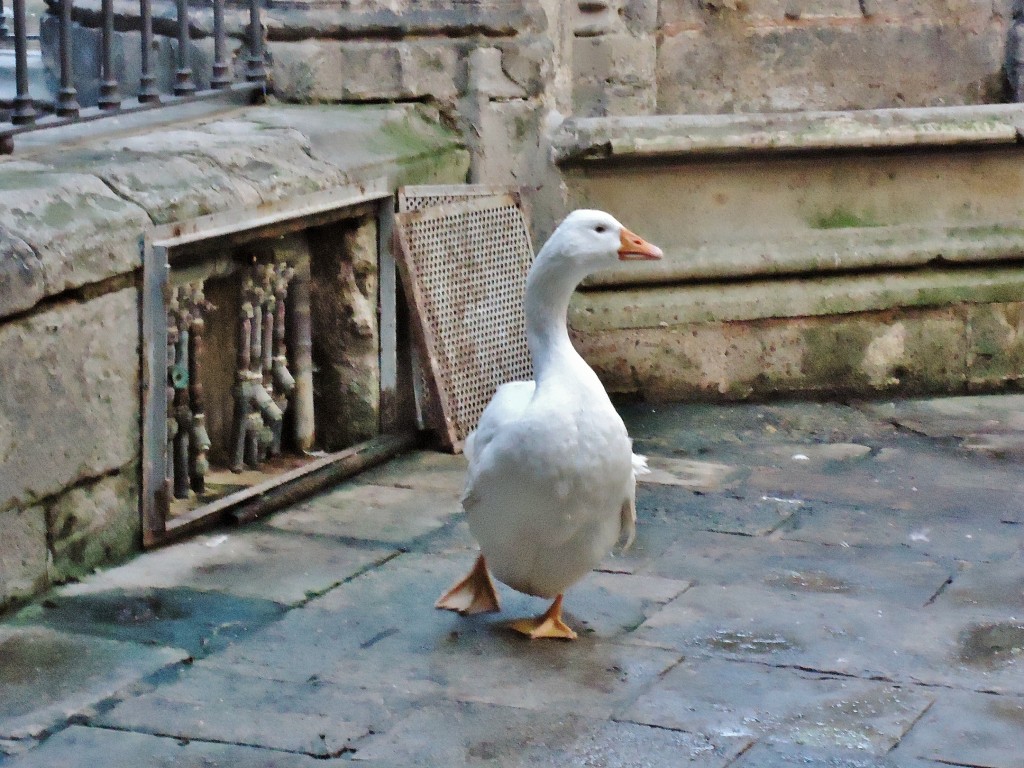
394,191,535,451
397,184,512,213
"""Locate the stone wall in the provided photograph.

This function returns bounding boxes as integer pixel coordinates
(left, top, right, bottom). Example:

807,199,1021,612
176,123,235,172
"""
0,104,468,611
573,0,1015,116
574,297,1024,401
48,1,1020,234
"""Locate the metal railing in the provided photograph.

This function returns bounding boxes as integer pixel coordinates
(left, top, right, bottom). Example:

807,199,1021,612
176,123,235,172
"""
0,0,266,152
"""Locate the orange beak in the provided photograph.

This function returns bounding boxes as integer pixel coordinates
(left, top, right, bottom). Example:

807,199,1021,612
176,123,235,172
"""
618,228,663,261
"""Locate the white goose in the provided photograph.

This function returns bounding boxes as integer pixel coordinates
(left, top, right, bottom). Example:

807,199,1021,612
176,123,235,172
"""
435,210,662,639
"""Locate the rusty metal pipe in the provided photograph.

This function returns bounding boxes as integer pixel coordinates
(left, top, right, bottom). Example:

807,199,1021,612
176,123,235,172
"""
250,298,262,375
244,412,262,466
172,326,192,499
286,266,314,452
230,304,254,472
166,313,179,488
272,276,295,394
188,311,210,494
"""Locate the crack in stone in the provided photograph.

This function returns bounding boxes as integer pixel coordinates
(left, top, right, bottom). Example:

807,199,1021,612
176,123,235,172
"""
91,175,156,227
83,722,345,760
923,576,954,607
2,462,132,525
0,271,137,327
292,549,404,607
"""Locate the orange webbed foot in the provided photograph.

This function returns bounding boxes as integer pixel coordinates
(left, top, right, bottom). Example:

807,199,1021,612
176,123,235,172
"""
435,554,501,615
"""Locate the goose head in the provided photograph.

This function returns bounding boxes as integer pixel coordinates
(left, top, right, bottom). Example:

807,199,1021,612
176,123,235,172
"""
535,210,662,282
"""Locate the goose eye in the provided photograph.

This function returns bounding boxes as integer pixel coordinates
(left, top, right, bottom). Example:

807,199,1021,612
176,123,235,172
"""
594,225,607,234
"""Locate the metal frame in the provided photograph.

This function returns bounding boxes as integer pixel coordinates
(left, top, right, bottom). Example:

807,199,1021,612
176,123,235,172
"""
141,179,407,546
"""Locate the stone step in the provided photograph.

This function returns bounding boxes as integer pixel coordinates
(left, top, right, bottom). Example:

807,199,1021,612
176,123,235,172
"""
558,105,1024,400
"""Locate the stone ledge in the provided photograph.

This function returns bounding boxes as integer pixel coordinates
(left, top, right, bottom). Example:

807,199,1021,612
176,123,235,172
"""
574,302,1021,401
0,103,469,320
553,104,1024,164
571,266,1024,331
584,222,1024,288
60,0,539,42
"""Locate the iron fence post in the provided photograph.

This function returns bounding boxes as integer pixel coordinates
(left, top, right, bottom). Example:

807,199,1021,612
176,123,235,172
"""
173,0,195,95
56,0,80,117
245,0,266,87
11,0,36,124
210,0,230,89
138,0,159,102
98,0,120,109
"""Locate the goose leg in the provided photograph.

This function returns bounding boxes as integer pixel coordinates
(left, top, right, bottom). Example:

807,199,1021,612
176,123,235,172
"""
435,554,501,615
509,594,577,640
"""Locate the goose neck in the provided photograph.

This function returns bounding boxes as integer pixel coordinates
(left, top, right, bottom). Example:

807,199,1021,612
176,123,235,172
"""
523,257,584,381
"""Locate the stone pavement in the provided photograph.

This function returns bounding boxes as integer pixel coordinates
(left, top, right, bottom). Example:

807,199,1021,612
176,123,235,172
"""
1,396,1023,767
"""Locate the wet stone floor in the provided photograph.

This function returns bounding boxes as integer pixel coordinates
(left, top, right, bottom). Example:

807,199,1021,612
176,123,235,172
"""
1,396,1023,767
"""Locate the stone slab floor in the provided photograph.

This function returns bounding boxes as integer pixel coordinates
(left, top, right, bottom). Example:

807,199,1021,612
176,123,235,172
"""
1,396,1023,767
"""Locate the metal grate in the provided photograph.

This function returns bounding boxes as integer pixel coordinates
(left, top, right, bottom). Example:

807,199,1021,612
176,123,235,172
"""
394,191,534,451
398,184,515,213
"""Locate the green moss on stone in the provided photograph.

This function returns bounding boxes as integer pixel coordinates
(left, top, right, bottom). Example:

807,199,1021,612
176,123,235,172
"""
801,324,872,385
43,200,75,228
811,209,881,230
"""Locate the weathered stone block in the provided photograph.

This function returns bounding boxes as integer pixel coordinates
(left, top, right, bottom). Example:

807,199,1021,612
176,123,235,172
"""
657,21,1009,113
693,0,863,20
0,172,149,302
47,471,140,584
473,100,546,186
623,0,660,32
497,38,551,97
267,40,345,103
966,302,1024,388
660,0,709,25
101,121,348,207
272,41,461,103
573,2,624,37
56,150,262,226
0,228,44,321
468,47,528,99
574,33,656,84
0,288,140,514
309,219,380,450
573,33,657,115
573,0,660,35
0,506,48,611
867,0,1011,19
574,308,970,401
